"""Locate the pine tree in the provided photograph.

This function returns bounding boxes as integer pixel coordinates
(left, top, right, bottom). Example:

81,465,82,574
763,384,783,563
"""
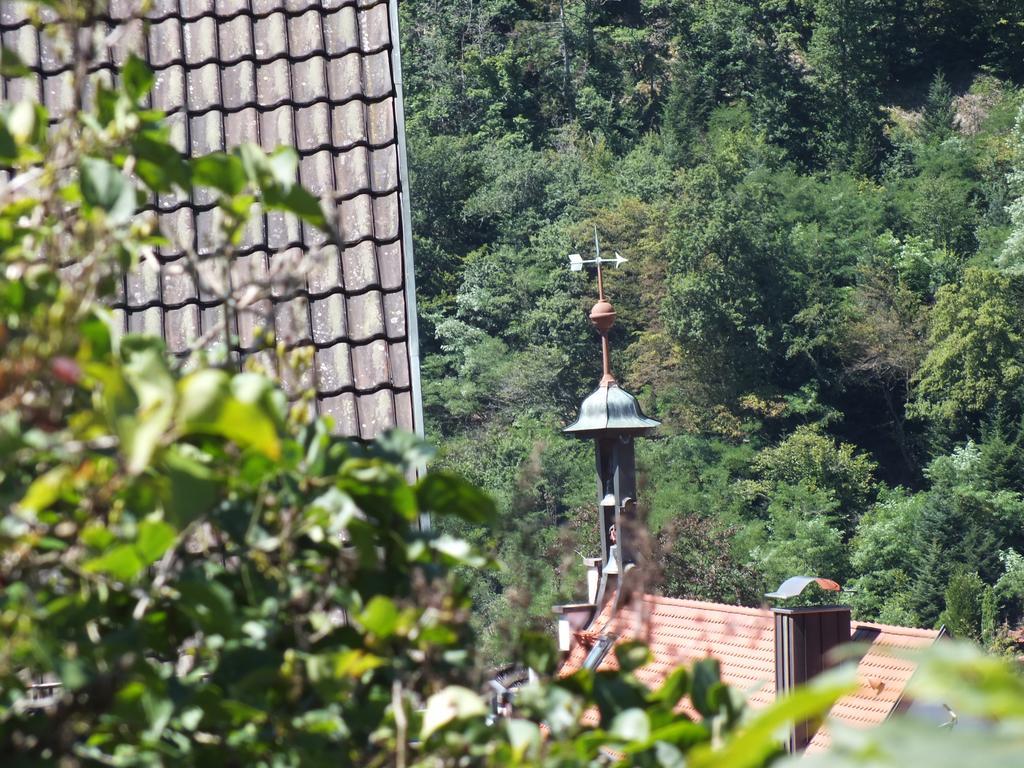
911,538,950,628
807,0,891,174
661,55,710,168
921,69,956,144
939,569,985,640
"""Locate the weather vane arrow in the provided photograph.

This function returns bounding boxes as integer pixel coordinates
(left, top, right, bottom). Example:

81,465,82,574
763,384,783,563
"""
567,226,627,302
567,226,627,385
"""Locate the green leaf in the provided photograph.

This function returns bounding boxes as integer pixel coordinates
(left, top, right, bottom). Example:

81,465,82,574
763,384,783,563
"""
122,53,155,101
79,310,114,361
235,143,327,229
179,706,204,731
416,471,496,524
593,673,649,725
177,579,237,635
520,631,559,676
0,47,29,77
7,100,35,144
133,131,191,192
81,523,115,549
80,157,137,224
236,142,276,184
690,658,724,718
162,446,221,528
82,520,176,582
615,641,652,674
610,708,651,743
59,659,88,692
688,667,857,768
191,153,246,196
421,686,487,740
644,719,709,751
654,741,687,768
19,466,72,515
264,184,327,230
907,640,1024,721
177,370,281,459
648,666,690,707
326,649,385,678
427,534,488,567
506,719,541,759
136,519,176,564
358,595,400,638
119,340,176,474
83,544,145,581
0,123,15,162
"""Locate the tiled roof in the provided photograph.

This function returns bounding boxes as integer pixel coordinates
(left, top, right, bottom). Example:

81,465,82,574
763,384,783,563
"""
805,621,941,753
0,0,422,439
561,596,776,720
560,595,940,746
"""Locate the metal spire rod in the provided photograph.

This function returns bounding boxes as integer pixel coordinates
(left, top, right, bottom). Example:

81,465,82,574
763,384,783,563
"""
566,228,627,387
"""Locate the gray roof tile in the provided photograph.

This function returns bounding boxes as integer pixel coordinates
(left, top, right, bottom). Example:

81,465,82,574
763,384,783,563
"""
2,0,421,439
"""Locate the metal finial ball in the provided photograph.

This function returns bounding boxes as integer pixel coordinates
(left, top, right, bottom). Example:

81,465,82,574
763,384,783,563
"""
589,299,616,333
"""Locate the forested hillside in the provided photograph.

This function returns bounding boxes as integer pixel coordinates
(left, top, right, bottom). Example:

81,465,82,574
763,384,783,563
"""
399,0,1024,660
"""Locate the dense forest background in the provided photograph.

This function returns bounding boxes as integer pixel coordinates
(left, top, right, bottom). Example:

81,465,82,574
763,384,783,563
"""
398,0,1024,661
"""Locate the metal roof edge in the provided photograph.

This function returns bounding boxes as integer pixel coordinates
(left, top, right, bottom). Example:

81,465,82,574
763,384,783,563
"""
388,0,425,444
389,0,430,533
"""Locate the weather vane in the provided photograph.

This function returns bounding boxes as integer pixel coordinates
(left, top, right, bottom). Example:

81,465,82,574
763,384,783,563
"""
567,226,627,301
567,227,627,386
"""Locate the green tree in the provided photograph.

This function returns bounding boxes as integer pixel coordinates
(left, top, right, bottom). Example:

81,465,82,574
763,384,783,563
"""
992,549,1024,629
747,425,879,538
938,569,986,640
999,104,1024,271
921,70,957,144
807,0,889,173
848,490,927,625
754,482,851,587
658,514,766,606
663,110,795,401
909,268,1024,439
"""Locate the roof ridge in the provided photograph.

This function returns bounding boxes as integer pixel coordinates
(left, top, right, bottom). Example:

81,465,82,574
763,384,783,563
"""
852,620,942,639
641,594,772,619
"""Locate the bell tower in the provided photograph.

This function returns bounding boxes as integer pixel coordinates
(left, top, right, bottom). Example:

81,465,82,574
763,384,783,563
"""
564,231,659,601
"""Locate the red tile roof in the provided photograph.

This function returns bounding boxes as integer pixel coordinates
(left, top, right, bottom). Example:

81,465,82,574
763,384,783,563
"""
562,595,776,720
805,621,941,753
559,594,940,747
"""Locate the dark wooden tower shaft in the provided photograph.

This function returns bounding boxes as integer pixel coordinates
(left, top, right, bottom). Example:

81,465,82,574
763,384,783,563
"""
595,436,637,569
773,606,852,751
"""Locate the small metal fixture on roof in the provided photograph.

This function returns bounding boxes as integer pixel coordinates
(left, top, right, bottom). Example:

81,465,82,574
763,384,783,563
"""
765,576,843,600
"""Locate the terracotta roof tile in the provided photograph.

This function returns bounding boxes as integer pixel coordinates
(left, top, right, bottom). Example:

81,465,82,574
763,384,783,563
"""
561,596,776,719
805,621,941,753
1,0,422,439
559,595,940,748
